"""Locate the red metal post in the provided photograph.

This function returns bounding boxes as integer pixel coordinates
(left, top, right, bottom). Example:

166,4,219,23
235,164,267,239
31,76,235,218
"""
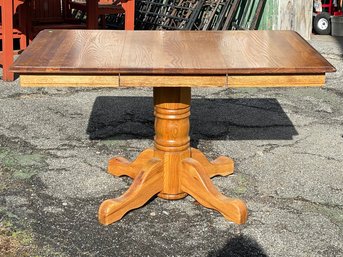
122,0,135,30
322,0,333,14
2,0,15,81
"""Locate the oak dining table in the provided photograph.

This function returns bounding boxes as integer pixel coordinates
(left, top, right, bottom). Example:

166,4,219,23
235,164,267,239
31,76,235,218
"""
11,29,335,225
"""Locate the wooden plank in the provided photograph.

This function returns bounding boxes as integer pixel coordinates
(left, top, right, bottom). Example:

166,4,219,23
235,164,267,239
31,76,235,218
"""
294,0,313,40
120,75,226,87
278,0,294,31
20,75,119,87
259,1,312,40
259,0,278,30
277,0,312,40
87,0,98,29
227,74,325,87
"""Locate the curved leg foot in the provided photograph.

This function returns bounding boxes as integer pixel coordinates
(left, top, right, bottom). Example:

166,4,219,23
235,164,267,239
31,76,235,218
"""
108,148,154,178
181,158,247,224
191,148,234,178
99,158,163,225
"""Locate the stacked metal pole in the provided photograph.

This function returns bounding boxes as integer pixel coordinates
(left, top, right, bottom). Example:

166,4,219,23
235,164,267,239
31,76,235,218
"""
105,0,266,30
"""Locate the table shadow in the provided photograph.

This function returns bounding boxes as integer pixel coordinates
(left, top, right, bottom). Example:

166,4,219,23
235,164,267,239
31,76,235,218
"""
87,96,298,146
207,234,268,257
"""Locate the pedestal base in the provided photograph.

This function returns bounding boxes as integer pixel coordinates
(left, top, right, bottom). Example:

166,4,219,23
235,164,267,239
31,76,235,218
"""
98,87,247,225
99,148,247,225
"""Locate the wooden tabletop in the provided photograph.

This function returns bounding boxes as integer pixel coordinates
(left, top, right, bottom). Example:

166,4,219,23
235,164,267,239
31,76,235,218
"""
11,30,335,88
11,30,335,75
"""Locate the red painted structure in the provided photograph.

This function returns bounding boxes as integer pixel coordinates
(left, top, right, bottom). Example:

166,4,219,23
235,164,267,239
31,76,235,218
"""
321,0,343,15
0,0,28,81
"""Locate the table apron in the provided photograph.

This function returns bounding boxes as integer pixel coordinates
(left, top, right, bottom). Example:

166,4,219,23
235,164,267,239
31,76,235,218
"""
19,74,326,88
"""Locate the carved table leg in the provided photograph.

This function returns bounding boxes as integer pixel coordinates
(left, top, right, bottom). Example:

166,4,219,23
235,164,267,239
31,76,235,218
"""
108,148,154,179
191,148,234,178
181,158,247,224
99,87,248,225
99,158,163,225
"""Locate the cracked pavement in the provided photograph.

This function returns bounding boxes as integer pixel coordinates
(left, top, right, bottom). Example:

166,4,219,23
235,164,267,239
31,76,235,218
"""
0,35,342,256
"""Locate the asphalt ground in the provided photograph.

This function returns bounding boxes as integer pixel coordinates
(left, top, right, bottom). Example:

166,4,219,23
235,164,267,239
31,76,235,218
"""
0,35,342,257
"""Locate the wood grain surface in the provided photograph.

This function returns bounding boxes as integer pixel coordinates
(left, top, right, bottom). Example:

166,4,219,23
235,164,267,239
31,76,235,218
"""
11,30,335,76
